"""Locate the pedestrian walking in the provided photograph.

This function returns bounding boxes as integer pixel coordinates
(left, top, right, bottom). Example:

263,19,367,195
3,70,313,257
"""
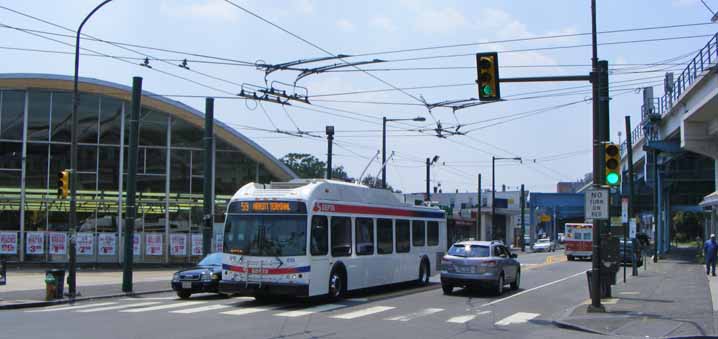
704,234,718,276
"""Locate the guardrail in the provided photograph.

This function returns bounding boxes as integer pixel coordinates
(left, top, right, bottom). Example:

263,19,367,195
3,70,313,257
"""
622,33,718,155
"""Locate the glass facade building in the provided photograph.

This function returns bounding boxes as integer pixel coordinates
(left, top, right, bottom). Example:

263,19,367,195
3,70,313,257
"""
0,74,295,263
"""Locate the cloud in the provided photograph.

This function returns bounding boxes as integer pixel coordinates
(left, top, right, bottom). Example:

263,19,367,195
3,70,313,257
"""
370,16,396,32
336,19,356,32
414,7,466,33
291,0,314,14
160,0,239,22
475,8,530,40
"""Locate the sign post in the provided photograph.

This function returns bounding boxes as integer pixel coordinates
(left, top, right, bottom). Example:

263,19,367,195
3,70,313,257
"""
621,197,628,283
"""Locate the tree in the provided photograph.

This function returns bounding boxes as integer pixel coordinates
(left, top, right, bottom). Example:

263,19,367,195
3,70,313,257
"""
280,153,351,181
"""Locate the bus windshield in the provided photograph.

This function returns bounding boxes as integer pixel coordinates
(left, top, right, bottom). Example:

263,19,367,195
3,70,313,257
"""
224,214,307,257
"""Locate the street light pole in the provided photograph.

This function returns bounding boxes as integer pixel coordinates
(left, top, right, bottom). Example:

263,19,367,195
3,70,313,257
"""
382,116,425,189
69,0,112,299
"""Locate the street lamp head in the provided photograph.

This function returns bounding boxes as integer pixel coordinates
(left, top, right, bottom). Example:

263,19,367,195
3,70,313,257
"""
325,125,334,135
413,117,426,122
431,155,440,164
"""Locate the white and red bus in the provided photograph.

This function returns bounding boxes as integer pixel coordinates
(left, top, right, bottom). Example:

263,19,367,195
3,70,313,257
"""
565,223,592,261
218,179,447,300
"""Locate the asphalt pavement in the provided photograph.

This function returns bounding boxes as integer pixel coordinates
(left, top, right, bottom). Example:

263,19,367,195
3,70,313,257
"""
0,250,600,339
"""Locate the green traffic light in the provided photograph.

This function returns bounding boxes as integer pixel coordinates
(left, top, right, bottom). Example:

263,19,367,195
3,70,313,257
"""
482,85,493,96
606,172,620,185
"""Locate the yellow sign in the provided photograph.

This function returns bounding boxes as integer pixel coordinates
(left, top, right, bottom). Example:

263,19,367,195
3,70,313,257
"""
540,215,551,222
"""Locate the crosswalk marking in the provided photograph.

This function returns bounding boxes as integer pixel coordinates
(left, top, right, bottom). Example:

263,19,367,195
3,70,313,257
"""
274,304,345,317
446,310,491,324
76,302,162,313
170,304,232,314
220,306,279,316
25,302,117,313
331,306,395,319
494,312,539,326
385,308,444,322
120,301,206,313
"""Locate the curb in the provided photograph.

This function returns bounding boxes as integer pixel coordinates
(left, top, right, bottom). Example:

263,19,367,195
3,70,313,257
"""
552,319,609,336
0,289,172,310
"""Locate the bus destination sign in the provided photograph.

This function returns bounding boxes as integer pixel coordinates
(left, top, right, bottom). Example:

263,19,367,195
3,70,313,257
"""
228,201,306,214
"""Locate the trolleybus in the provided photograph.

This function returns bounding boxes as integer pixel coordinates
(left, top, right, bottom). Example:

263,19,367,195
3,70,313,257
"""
218,179,447,300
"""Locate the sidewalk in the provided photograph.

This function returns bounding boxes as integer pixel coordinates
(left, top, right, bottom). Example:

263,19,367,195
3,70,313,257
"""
554,247,717,338
0,268,175,309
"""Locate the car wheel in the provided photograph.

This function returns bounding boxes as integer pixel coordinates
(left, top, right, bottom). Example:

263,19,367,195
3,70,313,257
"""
328,268,345,300
441,283,453,295
417,260,429,286
495,274,505,296
177,290,191,299
510,270,520,290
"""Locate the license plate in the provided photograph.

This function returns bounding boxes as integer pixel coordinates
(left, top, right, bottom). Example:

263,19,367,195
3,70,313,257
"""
181,281,192,289
457,266,473,273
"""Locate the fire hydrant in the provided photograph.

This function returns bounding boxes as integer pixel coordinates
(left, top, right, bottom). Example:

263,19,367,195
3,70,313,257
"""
44,272,57,301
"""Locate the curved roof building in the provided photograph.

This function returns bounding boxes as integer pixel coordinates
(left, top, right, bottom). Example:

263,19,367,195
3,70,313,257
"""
0,74,296,263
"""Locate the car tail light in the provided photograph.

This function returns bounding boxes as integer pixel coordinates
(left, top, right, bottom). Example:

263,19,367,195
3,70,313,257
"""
480,260,497,267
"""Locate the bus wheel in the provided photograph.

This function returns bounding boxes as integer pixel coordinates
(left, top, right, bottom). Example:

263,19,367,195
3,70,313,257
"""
417,260,429,286
328,269,345,300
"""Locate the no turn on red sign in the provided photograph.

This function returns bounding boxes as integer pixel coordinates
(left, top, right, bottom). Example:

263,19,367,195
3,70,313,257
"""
585,188,609,220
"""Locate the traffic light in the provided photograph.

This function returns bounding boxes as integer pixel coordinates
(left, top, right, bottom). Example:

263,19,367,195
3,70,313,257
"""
58,170,69,199
604,143,621,186
476,52,500,101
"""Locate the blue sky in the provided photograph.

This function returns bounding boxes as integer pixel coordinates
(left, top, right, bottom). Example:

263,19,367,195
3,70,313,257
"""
1,0,716,193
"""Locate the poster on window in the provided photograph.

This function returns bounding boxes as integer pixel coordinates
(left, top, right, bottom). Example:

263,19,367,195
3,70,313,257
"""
0,232,17,255
76,233,94,256
145,233,163,256
25,232,44,255
170,234,187,256
191,234,202,256
133,233,141,256
98,233,116,256
48,232,67,255
214,233,224,253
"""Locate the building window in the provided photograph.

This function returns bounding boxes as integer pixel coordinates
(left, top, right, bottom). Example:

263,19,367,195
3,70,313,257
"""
0,90,25,141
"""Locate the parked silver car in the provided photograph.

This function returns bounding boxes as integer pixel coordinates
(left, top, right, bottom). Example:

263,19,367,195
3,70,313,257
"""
531,238,556,252
440,241,520,295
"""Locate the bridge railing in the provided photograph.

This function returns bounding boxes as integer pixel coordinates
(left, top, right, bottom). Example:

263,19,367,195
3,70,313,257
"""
622,33,718,156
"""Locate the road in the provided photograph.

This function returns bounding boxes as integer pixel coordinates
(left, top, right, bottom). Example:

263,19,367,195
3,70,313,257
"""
0,250,598,339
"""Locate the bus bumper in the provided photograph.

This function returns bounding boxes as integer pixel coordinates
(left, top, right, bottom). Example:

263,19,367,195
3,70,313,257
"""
219,281,309,297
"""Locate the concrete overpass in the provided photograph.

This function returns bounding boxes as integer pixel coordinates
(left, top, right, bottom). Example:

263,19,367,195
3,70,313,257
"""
622,33,718,253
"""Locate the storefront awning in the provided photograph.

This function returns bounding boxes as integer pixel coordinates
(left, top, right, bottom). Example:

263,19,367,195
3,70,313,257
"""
699,191,718,207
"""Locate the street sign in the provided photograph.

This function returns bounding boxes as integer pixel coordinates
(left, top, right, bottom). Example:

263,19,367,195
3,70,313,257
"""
585,188,609,220
629,218,637,238
540,214,551,222
621,197,628,223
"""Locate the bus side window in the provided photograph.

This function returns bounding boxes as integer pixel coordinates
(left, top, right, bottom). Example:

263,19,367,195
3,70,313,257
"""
355,217,374,255
311,215,328,256
427,221,439,246
377,218,393,254
331,216,352,257
395,220,410,253
412,220,426,247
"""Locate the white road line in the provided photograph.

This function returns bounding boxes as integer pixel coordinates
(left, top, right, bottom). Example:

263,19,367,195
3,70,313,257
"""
274,304,345,317
446,310,491,324
494,312,539,326
385,308,444,321
25,302,117,313
346,298,368,302
220,306,279,316
76,302,162,313
170,304,232,314
120,301,206,313
331,306,396,319
481,271,585,307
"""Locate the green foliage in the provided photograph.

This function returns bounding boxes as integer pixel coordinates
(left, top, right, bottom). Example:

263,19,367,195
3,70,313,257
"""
280,153,350,181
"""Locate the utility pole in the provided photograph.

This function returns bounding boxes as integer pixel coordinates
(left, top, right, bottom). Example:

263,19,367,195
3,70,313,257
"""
477,174,482,240
425,158,430,201
625,116,638,276
521,184,526,252
122,76,141,293
653,150,659,262
589,0,605,313
491,156,522,242
69,0,113,300
202,98,214,256
382,116,424,189
326,126,334,180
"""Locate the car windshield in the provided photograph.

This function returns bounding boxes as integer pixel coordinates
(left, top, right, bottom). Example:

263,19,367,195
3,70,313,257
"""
224,214,307,257
537,239,549,244
198,253,223,266
448,244,490,257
